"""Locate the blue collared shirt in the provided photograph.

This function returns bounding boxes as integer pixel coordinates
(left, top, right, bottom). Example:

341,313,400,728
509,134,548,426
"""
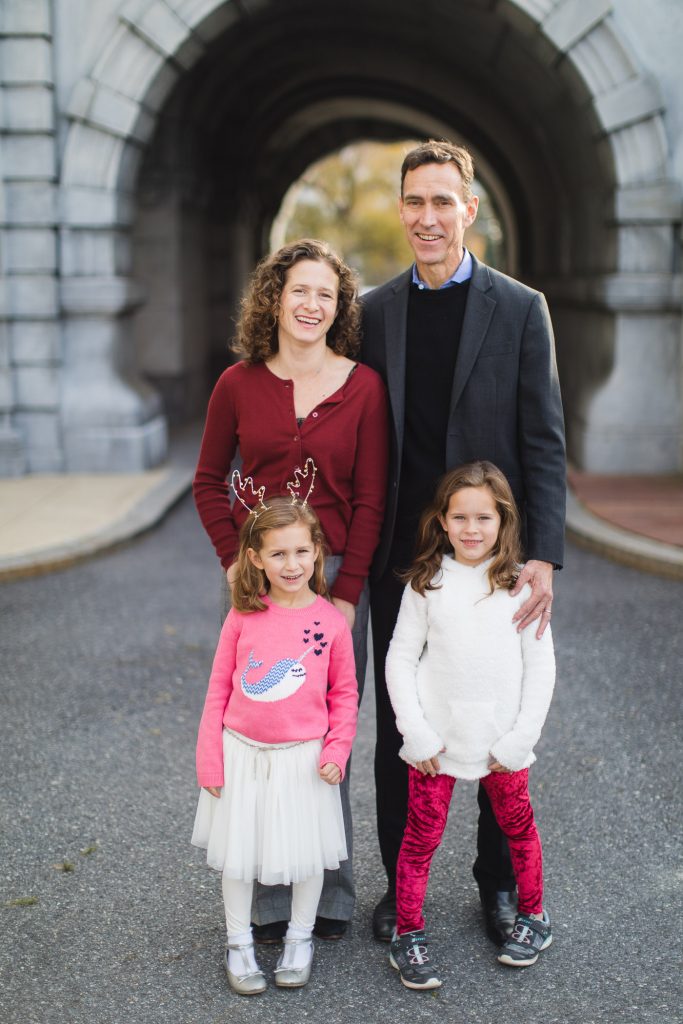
411,247,473,290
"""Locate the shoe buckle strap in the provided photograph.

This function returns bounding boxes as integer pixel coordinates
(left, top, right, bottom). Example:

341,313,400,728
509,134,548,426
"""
408,942,431,965
511,916,546,946
511,923,534,945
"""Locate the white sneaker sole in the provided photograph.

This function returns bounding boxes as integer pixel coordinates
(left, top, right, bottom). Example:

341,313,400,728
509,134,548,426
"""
389,952,442,989
497,933,553,967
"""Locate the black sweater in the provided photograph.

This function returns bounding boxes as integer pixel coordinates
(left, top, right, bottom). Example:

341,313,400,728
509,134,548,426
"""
393,280,471,561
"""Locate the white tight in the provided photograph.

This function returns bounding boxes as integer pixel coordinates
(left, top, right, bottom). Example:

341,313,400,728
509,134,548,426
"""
222,873,324,937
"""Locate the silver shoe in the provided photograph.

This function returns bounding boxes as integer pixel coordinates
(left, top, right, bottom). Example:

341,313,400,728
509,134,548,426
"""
224,942,266,996
274,936,314,988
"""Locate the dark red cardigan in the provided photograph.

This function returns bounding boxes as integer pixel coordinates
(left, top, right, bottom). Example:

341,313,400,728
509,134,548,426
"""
193,360,389,605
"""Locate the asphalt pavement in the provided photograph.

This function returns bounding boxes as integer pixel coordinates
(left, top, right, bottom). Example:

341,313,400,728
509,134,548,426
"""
1,495,682,1024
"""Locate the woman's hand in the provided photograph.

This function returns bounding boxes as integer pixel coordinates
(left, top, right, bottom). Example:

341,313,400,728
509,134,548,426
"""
488,760,511,774
204,785,222,798
331,597,355,631
319,762,342,785
226,562,239,591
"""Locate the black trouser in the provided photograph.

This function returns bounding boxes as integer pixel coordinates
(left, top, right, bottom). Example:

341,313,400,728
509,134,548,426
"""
370,564,515,893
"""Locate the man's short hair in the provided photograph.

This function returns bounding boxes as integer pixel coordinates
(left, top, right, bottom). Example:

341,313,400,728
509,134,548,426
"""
401,140,475,201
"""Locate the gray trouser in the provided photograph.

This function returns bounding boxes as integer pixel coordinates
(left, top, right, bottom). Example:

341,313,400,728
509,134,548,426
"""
220,555,369,923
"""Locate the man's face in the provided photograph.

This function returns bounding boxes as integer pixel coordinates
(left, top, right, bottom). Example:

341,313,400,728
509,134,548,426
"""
399,162,479,278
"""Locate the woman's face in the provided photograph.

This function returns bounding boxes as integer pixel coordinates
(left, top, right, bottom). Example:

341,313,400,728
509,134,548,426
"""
277,259,339,351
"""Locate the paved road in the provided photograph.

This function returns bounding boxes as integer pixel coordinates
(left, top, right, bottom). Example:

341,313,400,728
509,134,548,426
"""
1,496,681,1024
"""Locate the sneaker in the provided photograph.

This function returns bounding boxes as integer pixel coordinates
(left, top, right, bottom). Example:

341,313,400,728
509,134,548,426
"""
389,930,442,990
497,910,552,967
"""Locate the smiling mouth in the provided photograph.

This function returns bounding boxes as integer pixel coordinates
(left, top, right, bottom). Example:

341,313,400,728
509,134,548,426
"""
416,233,441,241
295,316,321,325
282,573,303,581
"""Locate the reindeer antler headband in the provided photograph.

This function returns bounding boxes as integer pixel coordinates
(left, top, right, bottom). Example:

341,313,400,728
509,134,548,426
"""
286,457,317,507
230,470,269,519
230,459,318,518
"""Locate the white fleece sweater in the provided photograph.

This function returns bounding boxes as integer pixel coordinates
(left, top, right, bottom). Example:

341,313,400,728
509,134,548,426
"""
385,556,555,780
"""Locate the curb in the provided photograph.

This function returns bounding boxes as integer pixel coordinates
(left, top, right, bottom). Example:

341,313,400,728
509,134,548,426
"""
3,472,681,584
565,487,683,581
0,466,193,583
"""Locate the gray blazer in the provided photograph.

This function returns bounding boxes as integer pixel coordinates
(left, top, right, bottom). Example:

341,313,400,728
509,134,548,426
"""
360,254,566,577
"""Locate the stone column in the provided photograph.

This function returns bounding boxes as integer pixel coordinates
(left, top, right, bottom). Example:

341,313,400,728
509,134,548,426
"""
58,117,170,471
0,0,60,473
60,270,167,472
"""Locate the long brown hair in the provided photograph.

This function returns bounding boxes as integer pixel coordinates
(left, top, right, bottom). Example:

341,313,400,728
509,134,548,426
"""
232,497,329,612
403,462,522,596
232,239,360,363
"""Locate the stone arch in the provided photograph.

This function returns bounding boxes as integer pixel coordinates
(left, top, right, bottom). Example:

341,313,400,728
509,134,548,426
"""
56,0,681,472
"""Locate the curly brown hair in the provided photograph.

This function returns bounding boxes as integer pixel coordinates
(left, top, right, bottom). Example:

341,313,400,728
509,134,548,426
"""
232,239,361,363
232,496,329,613
403,461,522,596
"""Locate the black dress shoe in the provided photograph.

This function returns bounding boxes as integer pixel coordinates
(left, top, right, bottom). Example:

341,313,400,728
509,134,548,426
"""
480,889,518,946
251,920,287,944
372,887,396,942
313,916,347,940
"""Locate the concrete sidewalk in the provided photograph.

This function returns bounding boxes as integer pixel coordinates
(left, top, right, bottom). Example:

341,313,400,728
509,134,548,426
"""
0,425,199,582
1,427,682,581
566,467,683,579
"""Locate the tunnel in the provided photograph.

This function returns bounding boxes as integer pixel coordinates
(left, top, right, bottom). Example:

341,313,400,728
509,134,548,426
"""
57,0,681,473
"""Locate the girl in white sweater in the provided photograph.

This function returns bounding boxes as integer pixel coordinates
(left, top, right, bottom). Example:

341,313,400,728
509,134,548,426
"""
385,461,555,990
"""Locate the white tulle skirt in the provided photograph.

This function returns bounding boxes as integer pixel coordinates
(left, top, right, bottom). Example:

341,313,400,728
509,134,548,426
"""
191,729,347,886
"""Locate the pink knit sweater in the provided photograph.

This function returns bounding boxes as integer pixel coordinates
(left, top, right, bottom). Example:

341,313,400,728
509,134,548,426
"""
196,595,358,788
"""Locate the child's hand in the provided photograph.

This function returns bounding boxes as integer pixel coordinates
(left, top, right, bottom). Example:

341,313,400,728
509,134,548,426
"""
319,763,341,785
415,755,442,776
488,760,511,774
204,785,222,798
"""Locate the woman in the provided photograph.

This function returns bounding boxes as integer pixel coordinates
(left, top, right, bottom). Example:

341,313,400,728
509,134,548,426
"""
193,238,389,941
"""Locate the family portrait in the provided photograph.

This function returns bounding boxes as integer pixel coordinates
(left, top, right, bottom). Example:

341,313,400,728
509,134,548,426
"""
1,3,681,1023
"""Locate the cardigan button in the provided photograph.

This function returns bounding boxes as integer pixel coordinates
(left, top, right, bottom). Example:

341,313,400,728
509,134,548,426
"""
312,411,318,418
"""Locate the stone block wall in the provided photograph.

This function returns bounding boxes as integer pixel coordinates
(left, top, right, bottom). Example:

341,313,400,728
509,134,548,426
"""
0,0,60,473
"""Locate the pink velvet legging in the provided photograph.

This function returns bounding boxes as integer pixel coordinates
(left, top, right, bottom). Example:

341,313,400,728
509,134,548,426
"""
396,767,543,935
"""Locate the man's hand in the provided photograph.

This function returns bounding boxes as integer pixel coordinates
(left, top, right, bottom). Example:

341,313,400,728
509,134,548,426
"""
331,597,356,631
511,559,554,638
320,762,342,785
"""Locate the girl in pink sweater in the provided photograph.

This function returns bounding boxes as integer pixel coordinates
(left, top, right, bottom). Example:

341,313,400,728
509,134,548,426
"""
192,496,358,996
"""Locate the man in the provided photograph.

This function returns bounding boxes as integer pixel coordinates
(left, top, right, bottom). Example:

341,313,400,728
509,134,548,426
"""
360,140,566,945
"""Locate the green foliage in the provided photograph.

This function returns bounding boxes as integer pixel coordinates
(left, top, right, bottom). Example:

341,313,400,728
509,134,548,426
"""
272,141,415,288
271,140,507,288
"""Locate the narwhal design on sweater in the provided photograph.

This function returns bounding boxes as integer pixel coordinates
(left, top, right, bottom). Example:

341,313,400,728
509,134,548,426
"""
240,624,328,703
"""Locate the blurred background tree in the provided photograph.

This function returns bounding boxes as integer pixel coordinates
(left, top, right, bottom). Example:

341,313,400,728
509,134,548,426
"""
270,140,506,289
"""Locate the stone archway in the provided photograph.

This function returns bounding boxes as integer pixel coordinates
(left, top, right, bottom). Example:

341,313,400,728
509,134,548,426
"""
57,0,681,472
